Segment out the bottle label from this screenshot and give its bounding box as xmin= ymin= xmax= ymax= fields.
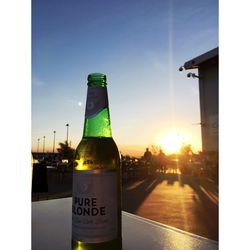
xmin=72 ymin=170 xmax=118 ymax=243
xmin=85 ymin=87 xmax=108 ymax=118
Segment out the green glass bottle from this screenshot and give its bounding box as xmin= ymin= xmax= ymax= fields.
xmin=72 ymin=73 xmax=122 ymax=250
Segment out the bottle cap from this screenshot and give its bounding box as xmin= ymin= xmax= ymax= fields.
xmin=87 ymin=73 xmax=107 ymax=86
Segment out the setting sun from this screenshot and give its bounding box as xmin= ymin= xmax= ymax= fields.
xmin=159 ymin=133 xmax=183 ymax=154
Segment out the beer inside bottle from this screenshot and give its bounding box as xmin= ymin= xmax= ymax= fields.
xmin=72 ymin=73 xmax=122 ymax=250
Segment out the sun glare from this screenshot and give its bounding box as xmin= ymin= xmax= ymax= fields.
xmin=160 ymin=133 xmax=183 ymax=154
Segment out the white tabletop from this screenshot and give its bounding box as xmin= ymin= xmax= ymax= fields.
xmin=32 ymin=198 xmax=218 ymax=250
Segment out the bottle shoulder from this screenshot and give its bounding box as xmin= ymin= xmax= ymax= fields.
xmin=76 ymin=137 xmax=118 ymax=149
xmin=74 ymin=137 xmax=120 ymax=170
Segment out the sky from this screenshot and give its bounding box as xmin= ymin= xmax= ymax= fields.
xmin=32 ymin=0 xmax=218 ymax=156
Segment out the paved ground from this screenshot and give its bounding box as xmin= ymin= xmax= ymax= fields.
xmin=122 ymin=169 xmax=218 ymax=241
xmin=32 ymin=167 xmax=218 ymax=241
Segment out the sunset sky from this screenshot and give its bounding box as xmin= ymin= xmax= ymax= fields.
xmin=32 ymin=0 xmax=218 ymax=156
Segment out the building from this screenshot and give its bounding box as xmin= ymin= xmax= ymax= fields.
xmin=183 ymin=47 xmax=218 ymax=152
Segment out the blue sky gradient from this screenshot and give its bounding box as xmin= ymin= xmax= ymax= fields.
xmin=32 ymin=0 xmax=218 ymax=155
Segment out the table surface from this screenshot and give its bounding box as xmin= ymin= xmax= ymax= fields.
xmin=32 ymin=198 xmax=218 ymax=250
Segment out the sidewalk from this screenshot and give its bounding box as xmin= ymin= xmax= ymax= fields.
xmin=122 ymin=170 xmax=218 ymax=241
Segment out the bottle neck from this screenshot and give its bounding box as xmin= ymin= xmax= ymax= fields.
xmin=83 ymin=85 xmax=112 ymax=138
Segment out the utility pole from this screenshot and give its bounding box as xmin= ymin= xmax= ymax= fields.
xmin=37 ymin=138 xmax=40 ymax=153
xmin=53 ymin=131 xmax=56 ymax=153
xmin=66 ymin=124 xmax=69 ymax=146
xmin=43 ymin=136 xmax=46 ymax=153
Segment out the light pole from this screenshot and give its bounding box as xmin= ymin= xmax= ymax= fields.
xmin=53 ymin=131 xmax=56 ymax=153
xmin=43 ymin=136 xmax=46 ymax=153
xmin=37 ymin=138 xmax=40 ymax=153
xmin=66 ymin=124 xmax=69 ymax=146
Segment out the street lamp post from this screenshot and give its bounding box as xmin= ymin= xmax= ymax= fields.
xmin=37 ymin=138 xmax=40 ymax=153
xmin=53 ymin=131 xmax=56 ymax=153
xmin=43 ymin=136 xmax=46 ymax=153
xmin=66 ymin=124 xmax=69 ymax=146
